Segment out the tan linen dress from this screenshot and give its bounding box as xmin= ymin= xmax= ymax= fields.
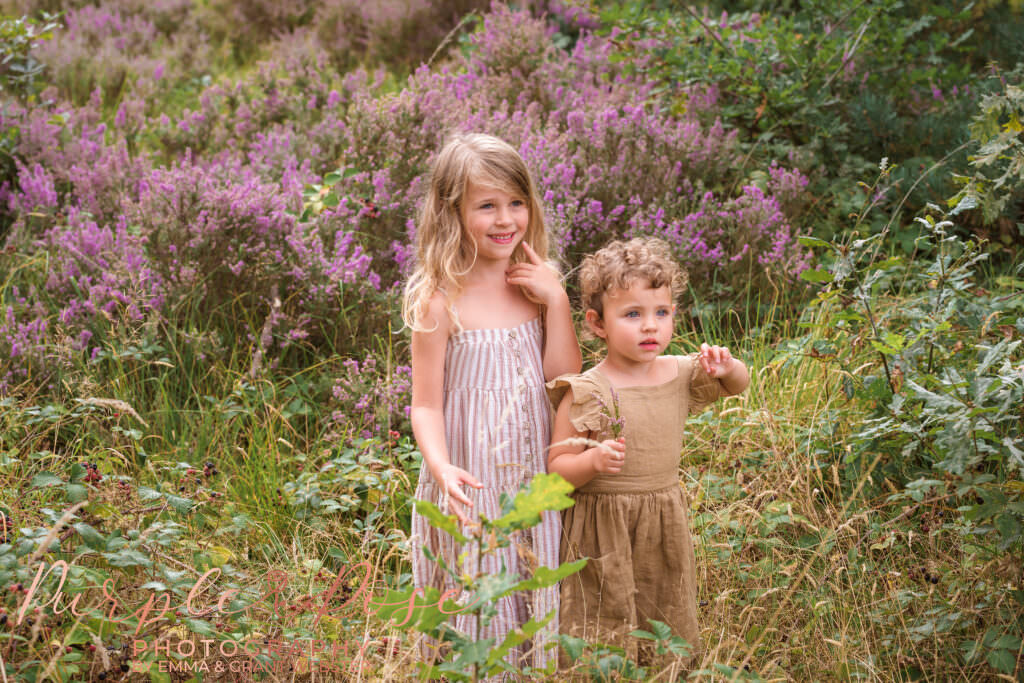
xmin=411 ymin=316 xmax=560 ymax=675
xmin=546 ymin=354 xmax=724 ymax=663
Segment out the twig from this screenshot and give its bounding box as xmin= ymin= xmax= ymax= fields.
xmin=426 ymin=13 xmax=477 ymax=68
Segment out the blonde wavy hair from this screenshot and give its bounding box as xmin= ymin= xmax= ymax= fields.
xmin=579 ymin=237 xmax=688 ymax=329
xmin=402 ymin=132 xmax=550 ymax=332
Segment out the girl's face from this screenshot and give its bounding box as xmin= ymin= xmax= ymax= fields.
xmin=460 ymin=181 xmax=529 ymax=264
xmin=587 ymin=282 xmax=675 ymax=366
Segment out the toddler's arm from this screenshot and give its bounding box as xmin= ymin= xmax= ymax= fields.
xmin=547 ymin=393 xmax=625 ymax=489
xmin=410 ymin=292 xmax=482 ymax=524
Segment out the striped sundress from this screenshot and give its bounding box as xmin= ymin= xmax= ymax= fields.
xmin=411 ymin=315 xmax=560 ymax=675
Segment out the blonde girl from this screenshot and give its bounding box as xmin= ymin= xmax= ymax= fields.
xmin=403 ymin=133 xmax=581 ymax=671
xmin=546 ymin=237 xmax=750 ymax=669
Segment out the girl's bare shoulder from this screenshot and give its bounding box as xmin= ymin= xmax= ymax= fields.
xmin=416 ymin=290 xmax=453 ymax=337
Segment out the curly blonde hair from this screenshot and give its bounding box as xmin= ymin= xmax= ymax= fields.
xmin=401 ymin=132 xmax=549 ymax=332
xmin=579 ymin=237 xmax=688 ymax=320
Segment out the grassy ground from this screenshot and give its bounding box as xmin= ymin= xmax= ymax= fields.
xmin=1 ymin=281 xmax=1020 ymax=681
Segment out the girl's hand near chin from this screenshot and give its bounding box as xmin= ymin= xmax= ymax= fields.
xmin=505 ymin=241 xmax=566 ymax=307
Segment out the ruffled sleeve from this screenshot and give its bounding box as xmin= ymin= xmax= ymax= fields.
xmin=545 ymin=373 xmax=607 ymax=434
xmin=684 ymin=353 xmax=726 ymax=416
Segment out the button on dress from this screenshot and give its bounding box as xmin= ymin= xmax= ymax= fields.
xmin=412 ymin=316 xmax=560 ymax=674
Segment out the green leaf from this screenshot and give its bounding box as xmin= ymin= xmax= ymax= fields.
xmin=485 ymin=612 xmax=555 ymax=668
xmin=414 ymin=500 xmax=468 ymax=543
xmin=439 ymin=639 xmax=493 ymax=671
xmin=882 ymin=332 xmax=905 ymax=350
xmin=493 ymin=473 xmax=575 ymax=530
xmin=65 ymin=483 xmax=88 ymax=504
xmin=995 ymin=514 xmax=1022 ymax=545
xmin=797 ymin=236 xmax=832 ymax=249
xmin=510 ymin=560 xmax=586 ymax=592
xmin=473 ymin=570 xmax=521 ymax=604
xmin=369 ymin=587 xmax=451 ymax=632
xmin=101 ymin=549 xmax=152 ymax=567
xmin=138 ymin=486 xmax=197 ymax=516
xmin=31 ymin=471 xmax=63 ymax=488
xmin=870 ymin=340 xmax=900 ymax=355
xmin=182 ymin=618 xmax=216 ymax=636
xmin=991 ymin=634 xmax=1022 ymax=650
xmin=323 ymin=172 xmax=342 ymax=185
xmin=799 ymin=268 xmax=833 ymax=283
xmin=73 ymin=523 xmax=105 ymax=551
xmin=558 ymin=635 xmax=586 ymax=661
xmin=986 ymin=648 xmax=1016 ymax=673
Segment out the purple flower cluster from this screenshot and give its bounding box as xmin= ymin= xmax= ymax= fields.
xmin=1 ymin=3 xmax=812 ymax=393
xmin=330 ymin=357 xmax=412 ymax=441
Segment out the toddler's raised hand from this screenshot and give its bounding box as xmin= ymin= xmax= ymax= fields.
xmin=506 ymin=242 xmax=566 ymax=306
xmin=437 ymin=463 xmax=483 ymax=526
xmin=699 ymin=342 xmax=737 ymax=378
xmin=590 ymin=437 xmax=626 ymax=475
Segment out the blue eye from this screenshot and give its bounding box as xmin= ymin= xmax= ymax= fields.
xmin=657 ymin=308 xmax=671 ymax=316
xmin=625 ymin=311 xmax=639 ymax=318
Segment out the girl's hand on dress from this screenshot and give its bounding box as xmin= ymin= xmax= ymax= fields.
xmin=437 ymin=463 xmax=483 ymax=526
xmin=506 ymin=242 xmax=566 ymax=307
xmin=699 ymin=342 xmax=737 ymax=378
xmin=590 ymin=437 xmax=626 ymax=475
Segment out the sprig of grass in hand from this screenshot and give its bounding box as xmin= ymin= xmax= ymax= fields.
xmin=592 ymin=388 xmax=625 ymax=439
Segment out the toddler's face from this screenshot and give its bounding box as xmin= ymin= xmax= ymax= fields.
xmin=588 ymin=282 xmax=675 ymax=364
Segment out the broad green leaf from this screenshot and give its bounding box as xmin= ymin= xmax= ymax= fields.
xmin=870 ymin=340 xmax=899 ymax=355
xmin=987 ymin=648 xmax=1016 ymax=673
xmin=414 ymin=500 xmax=468 ymax=543
xmin=797 ymin=236 xmax=832 ymax=249
xmin=65 ymin=483 xmax=88 ymax=504
xmin=991 ymin=634 xmax=1022 ymax=650
xmin=207 ymin=545 xmax=234 ymax=568
xmin=882 ymin=331 xmax=905 ymax=350
xmin=799 ymin=268 xmax=833 ymax=283
xmin=485 ymin=612 xmax=555 ymax=667
xmin=994 ymin=514 xmax=1021 ymax=545
xmin=493 ymin=473 xmax=574 ymax=530
xmin=31 ymin=471 xmax=63 ymax=488
xmin=473 ymin=570 xmax=521 ymax=604
xmin=510 ymin=560 xmax=586 ymax=592
xmin=182 ymin=617 xmax=216 ymax=636
xmin=101 ymin=549 xmax=152 ymax=567
xmin=438 ymin=639 xmax=493 ymax=671
xmin=369 ymin=586 xmax=451 ymax=632
xmin=73 ymin=523 xmax=105 ymax=551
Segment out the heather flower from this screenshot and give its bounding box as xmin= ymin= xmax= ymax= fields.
xmin=592 ymin=388 xmax=625 ymax=439
xmin=330 ymin=357 xmax=412 ymax=441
